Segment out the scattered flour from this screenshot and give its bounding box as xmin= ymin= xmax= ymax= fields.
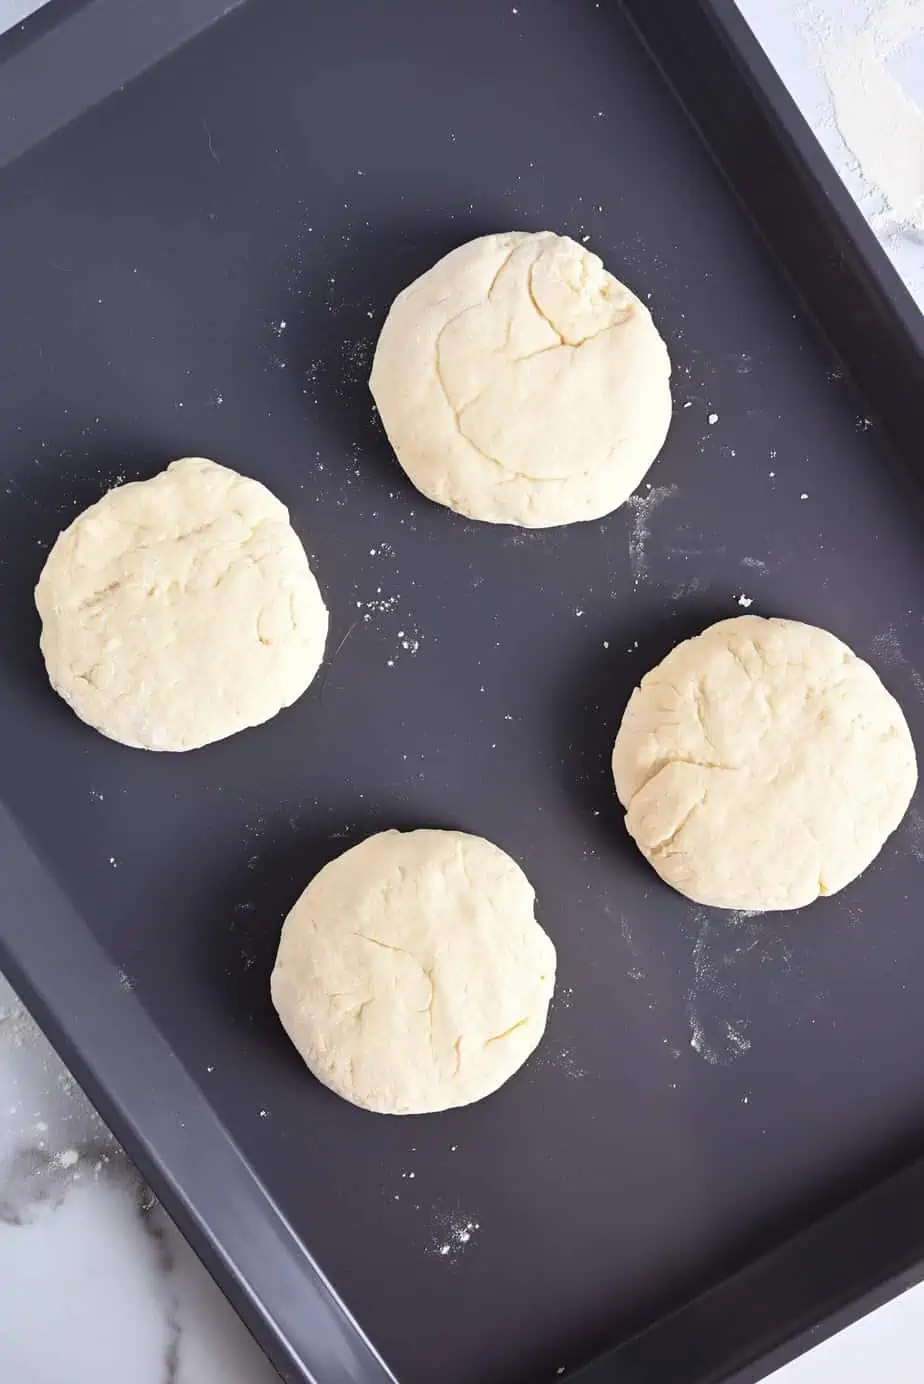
xmin=0 ymin=992 xmax=34 ymax=1049
xmin=0 ymin=979 xmax=117 ymax=1202
xmin=428 ymin=1210 xmax=480 ymax=1262
xmin=873 ymin=623 xmax=907 ymax=665
xmin=871 ymin=623 xmax=924 ymax=700
xmin=355 ymin=543 xmax=424 ymax=667
xmin=671 ymin=575 xmax=707 ymax=599
xmin=905 ymin=806 xmax=924 ymax=861
xmin=685 ymin=909 xmax=766 ymax=1066
xmin=626 ymin=484 xmax=678 ymax=588
xmin=620 ymin=914 xmax=642 ymax=959
xmin=551 ymin=1048 xmax=586 ymax=1079
xmin=341 ymin=336 xmax=372 ymax=386
xmin=532 ymin=1041 xmax=587 ymax=1080
xmin=806 ymin=0 xmax=924 ymax=236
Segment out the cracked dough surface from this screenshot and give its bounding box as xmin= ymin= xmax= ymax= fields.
xmin=369 ymin=231 xmax=672 ymax=527
xmin=612 ymin=616 xmax=917 ymax=911
xmin=270 ymin=829 xmax=556 ymax=1114
xmin=35 ymin=457 xmax=328 ymax=751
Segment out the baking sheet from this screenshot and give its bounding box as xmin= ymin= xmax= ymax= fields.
xmin=1 ymin=1 xmax=924 ymax=1381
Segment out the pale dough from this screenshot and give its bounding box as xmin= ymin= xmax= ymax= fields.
xmin=612 ymin=615 xmax=917 ymax=911
xmin=270 ymin=829 xmax=556 ymax=1114
xmin=35 ymin=457 xmax=328 ymax=751
xmin=369 ymin=231 xmax=672 ymax=527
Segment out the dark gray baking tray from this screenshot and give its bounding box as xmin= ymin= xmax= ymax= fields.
xmin=1 ymin=1 xmax=924 ymax=1382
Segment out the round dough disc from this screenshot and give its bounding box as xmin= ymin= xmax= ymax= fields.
xmin=271 ymin=828 xmax=557 ymax=1114
xmin=612 ymin=615 xmax=917 ymax=911
xmin=369 ymin=231 xmax=672 ymax=528
xmin=35 ymin=457 xmax=328 ymax=751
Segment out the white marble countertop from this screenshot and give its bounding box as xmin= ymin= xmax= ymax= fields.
xmin=0 ymin=974 xmax=278 ymax=1384
xmin=2 ymin=1 xmax=924 ymax=1382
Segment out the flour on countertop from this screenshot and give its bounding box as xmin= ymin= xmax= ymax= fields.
xmin=0 ymin=979 xmax=117 ymax=1206
xmin=0 ymin=987 xmax=278 ymax=1380
xmin=0 ymin=993 xmax=33 ymax=1049
xmin=805 ymin=0 xmax=924 ymax=234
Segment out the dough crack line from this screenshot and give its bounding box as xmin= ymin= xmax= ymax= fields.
xmin=432 ymin=348 xmax=571 ymax=486
xmin=647 ymin=791 xmax=709 ymax=859
xmin=430 ymin=247 xmax=620 ymax=487
xmin=484 ymin=1017 xmax=530 ymax=1047
xmin=352 ymin=933 xmax=436 ymax=1015
xmin=631 ymin=754 xmax=736 ymax=802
